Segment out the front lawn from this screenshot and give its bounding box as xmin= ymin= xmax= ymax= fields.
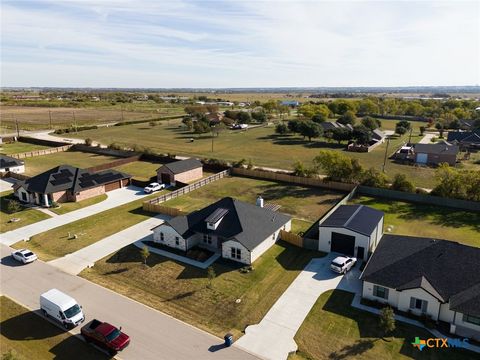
xmin=351 ymin=196 xmax=480 ymax=248
xmin=23 ymin=150 xmax=119 ymax=176
xmin=49 ymin=194 xmax=107 ymax=215
xmin=80 ymin=241 xmax=322 ymax=338
xmin=163 ymin=175 xmax=343 ymax=224
xmin=0 ymin=296 xmax=108 ymax=360
xmin=292 ymin=290 xmax=476 ymax=360
xmin=0 ymin=191 xmax=51 ymax=233
xmin=11 ymin=192 xmax=163 ymax=261
xmin=113 ymin=160 xmax=161 ymax=181
xmin=0 ymin=141 xmax=51 ymax=155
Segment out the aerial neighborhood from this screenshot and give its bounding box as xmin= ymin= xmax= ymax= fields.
xmin=1 ymin=2 xmax=480 ymax=360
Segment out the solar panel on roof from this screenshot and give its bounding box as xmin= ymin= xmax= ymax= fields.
xmin=60 ymin=169 xmax=74 ymax=176
xmin=205 ymin=208 xmax=229 ymax=223
xmin=50 ymin=178 xmax=71 ymax=186
xmin=79 ymin=180 xmax=95 ymax=188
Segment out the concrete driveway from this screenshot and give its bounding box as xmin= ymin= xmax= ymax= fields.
xmin=235 ymin=253 xmax=362 ymax=360
xmin=0 ymin=244 xmax=258 ymax=360
xmin=48 ymin=215 xmax=167 ymax=275
xmin=0 ymin=177 xmax=17 ymax=192
xmin=1 ymin=186 xmax=149 ymax=246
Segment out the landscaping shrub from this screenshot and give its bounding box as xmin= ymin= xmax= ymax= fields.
xmin=7 ymin=199 xmax=21 ymax=214
xmin=84 ymin=138 xmax=93 ymax=146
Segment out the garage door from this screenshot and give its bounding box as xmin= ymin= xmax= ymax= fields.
xmin=331 ymin=232 xmax=355 ymax=256
xmin=416 ymin=153 xmax=428 ymax=164
xmin=104 ymin=181 xmax=121 ymax=192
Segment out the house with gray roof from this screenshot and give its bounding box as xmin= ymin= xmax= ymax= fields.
xmin=447 ymin=129 xmax=480 ymax=149
xmin=0 ymin=154 xmax=25 ymax=174
xmin=151 ymin=197 xmax=291 ymax=265
xmin=360 ymin=234 xmax=480 ymax=341
xmin=413 ymin=142 xmax=459 ymax=166
xmin=318 ymin=205 xmax=384 ymax=261
xmin=13 ymin=165 xmax=131 ymax=207
xmin=156 ymin=158 xmax=203 ymax=185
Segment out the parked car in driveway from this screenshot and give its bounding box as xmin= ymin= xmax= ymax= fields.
xmin=144 ymin=182 xmax=165 ymax=194
xmin=81 ymin=319 xmax=130 ymax=355
xmin=330 ymin=256 xmax=357 ymax=274
xmin=11 ymin=249 xmax=37 ymax=264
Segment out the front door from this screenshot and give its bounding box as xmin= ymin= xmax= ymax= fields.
xmin=357 ymin=246 xmax=365 ymax=260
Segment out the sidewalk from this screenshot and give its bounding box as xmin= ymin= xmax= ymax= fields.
xmin=48 ymin=215 xmax=167 ymax=275
xmin=0 ymin=186 xmax=148 ymax=246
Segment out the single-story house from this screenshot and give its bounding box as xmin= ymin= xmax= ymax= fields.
xmin=360 ymin=234 xmax=480 ymax=341
xmin=13 ymin=165 xmax=131 ymax=207
xmin=372 ymin=129 xmax=386 ymax=143
xmin=280 ymin=100 xmax=300 ymax=108
xmin=151 ymin=197 xmax=291 ymax=265
xmin=0 ymin=155 xmax=25 ymax=173
xmin=156 ymin=158 xmax=203 ymax=186
xmin=447 ymin=130 xmax=480 ymax=149
xmin=413 ymin=142 xmax=459 ymax=166
xmin=318 ymin=205 xmax=384 ymax=261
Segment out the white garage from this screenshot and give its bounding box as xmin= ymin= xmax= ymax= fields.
xmin=318 ymin=205 xmax=384 ymax=261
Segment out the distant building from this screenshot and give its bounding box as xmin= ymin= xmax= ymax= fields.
xmin=413 ymin=142 xmax=459 ymax=166
xmin=280 ymin=100 xmax=300 ymax=108
xmin=0 ymin=155 xmax=25 ymax=174
xmin=156 ymin=158 xmax=203 ymax=186
xmin=447 ymin=130 xmax=480 ymax=149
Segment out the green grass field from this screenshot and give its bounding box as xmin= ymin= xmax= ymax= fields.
xmin=163 ymin=175 xmax=344 ymax=225
xmin=49 ymin=194 xmax=108 ymax=215
xmin=65 ymin=119 xmax=442 ymax=188
xmin=11 ymin=192 xmax=164 ymax=261
xmin=351 ymin=196 xmax=480 ymax=248
xmin=113 ymin=160 xmax=161 ymax=181
xmin=291 ymin=290 xmax=476 ymax=360
xmin=0 ymin=296 xmax=108 ymax=360
xmin=0 ymin=142 xmax=51 ymax=155
xmin=23 ymin=150 xmax=120 ymax=176
xmin=80 ymin=242 xmax=322 ymax=338
xmin=0 ymin=191 xmax=51 ymax=233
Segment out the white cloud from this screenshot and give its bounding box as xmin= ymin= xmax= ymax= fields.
xmin=1 ymin=0 xmax=479 ymax=87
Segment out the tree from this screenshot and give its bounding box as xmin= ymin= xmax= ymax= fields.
xmin=7 ymin=199 xmax=21 ymax=214
xmin=275 ymin=123 xmax=288 ymax=135
xmin=419 ymin=126 xmax=426 ymax=136
xmin=391 ymin=174 xmax=415 ymax=192
xmin=435 ymin=122 xmax=445 ymax=138
xmin=396 ymin=120 xmax=411 ymax=131
xmin=140 ymin=245 xmax=150 ymax=266
xmin=207 ymin=266 xmax=216 ymax=289
xmin=251 ymin=111 xmax=267 ymax=122
xmin=287 ymin=120 xmax=301 ymax=134
xmin=311 ymin=113 xmax=327 ymax=123
xmin=205 ymin=104 xmax=219 ymax=114
xmin=193 ymin=119 xmax=210 ymax=135
xmin=361 ymin=168 xmax=389 ymax=188
xmin=313 ymin=150 xmax=364 ymax=183
xmin=298 ymin=121 xmax=322 ymax=141
xmin=332 ymin=127 xmax=353 ymax=144
xmin=379 ymin=307 xmax=396 ymax=339
xmin=337 ymin=110 xmax=357 ymax=125
xmin=352 ymin=125 xmax=372 ymax=145
xmin=292 ymin=161 xmax=316 ymax=177
xmin=237 ymin=111 xmax=252 ymax=124
xmin=361 ymin=116 xmax=381 ymax=131
xmin=431 ymin=164 xmax=480 ymax=201
xmin=182 ymin=117 xmax=193 ymax=130
xmin=184 ymin=105 xmax=207 ymax=117
xmin=395 ymin=125 xmax=407 ymax=135
xmin=84 ymin=138 xmax=93 ymax=146
xmin=358 ymin=99 xmax=379 ymax=115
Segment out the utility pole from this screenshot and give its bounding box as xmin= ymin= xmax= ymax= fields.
xmin=72 ymin=110 xmax=78 ymax=134
xmin=121 ymin=106 xmax=125 ymax=123
xmin=48 ymin=110 xmax=53 ymax=129
xmin=14 ymin=116 xmax=20 ymax=138
xmin=408 ymin=127 xmax=413 ymax=144
xmin=382 ymin=137 xmax=390 ymax=173
xmin=211 ymin=128 xmax=215 ymax=152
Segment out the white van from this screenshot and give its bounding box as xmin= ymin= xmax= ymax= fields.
xmin=40 ymin=289 xmax=85 ymax=329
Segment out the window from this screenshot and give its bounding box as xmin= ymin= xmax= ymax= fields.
xmin=160 ymin=232 xmax=164 ymax=241
xmin=231 ymin=247 xmax=241 ymax=260
xmin=272 ymin=233 xmax=276 ymax=240
xmin=463 ymin=314 xmax=480 ymax=326
xmin=410 ymin=297 xmax=428 ymax=312
xmin=373 ymin=285 xmax=389 ymax=299
xmin=203 ymin=234 xmax=212 ymax=244
xmin=175 ymin=237 xmax=179 ymax=246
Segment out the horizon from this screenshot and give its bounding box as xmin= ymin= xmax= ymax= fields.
xmin=2 ymin=0 xmax=479 ymax=88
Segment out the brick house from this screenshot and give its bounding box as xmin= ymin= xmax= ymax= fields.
xmin=413 ymin=143 xmax=459 ymax=166
xmin=13 ymin=165 xmax=131 ymax=207
xmin=156 ymin=158 xmax=203 ymax=185
xmin=151 ymin=197 xmax=291 ymax=265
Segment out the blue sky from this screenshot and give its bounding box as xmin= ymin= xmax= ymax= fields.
xmin=1 ymin=0 xmax=479 ymax=88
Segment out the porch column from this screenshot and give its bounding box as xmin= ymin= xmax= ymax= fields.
xmin=43 ymin=194 xmax=49 ymax=207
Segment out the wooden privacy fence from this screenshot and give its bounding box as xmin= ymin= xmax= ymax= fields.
xmin=280 ymin=230 xmax=303 ymax=248
xmin=231 ymin=167 xmax=355 ymax=192
xmin=10 ymin=145 xmax=73 ymax=159
xmin=143 ymin=204 xmax=187 ymax=217
xmin=85 ymin=155 xmax=141 ymax=173
xmin=143 ymin=170 xmax=230 ymax=212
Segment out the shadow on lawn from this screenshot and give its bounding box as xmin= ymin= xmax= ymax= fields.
xmin=275 ymin=241 xmax=321 ymax=271
xmin=328 ymin=339 xmax=376 ymax=360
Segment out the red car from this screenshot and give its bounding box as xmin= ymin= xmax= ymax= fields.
xmin=81 ymin=319 xmax=130 ymax=355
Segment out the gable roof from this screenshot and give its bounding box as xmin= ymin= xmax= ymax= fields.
xmin=0 ymin=155 xmax=24 ymax=169
xmin=16 ymin=165 xmax=131 ymax=194
xmin=156 ymin=197 xmax=291 ymax=251
xmin=157 ymin=158 xmax=202 ymax=174
xmin=414 ymin=143 xmax=459 ymax=155
xmin=361 ymin=234 xmax=480 ymax=316
xmin=447 ymin=130 xmax=480 ymax=145
xmin=320 ymin=205 xmax=384 ymax=236
xmin=372 ymin=129 xmax=385 ymax=141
